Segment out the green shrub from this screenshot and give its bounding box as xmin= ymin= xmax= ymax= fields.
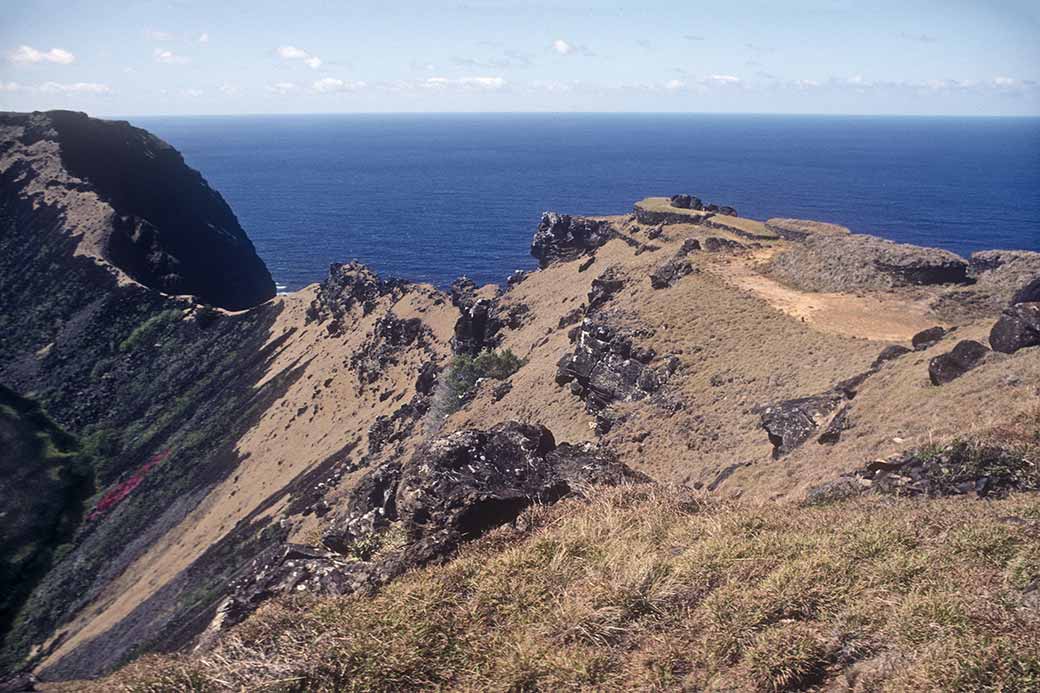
xmin=443 ymin=349 xmax=524 ymax=411
xmin=119 ymin=309 xmax=183 ymax=353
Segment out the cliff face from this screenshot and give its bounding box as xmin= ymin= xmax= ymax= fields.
xmin=0 ymin=110 xmax=274 ymax=311
xmin=2 ymin=115 xmax=1039 ymax=686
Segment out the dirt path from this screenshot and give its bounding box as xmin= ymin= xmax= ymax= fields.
xmin=712 ymin=253 xmax=941 ymax=342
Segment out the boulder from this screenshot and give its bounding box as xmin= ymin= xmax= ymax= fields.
xmin=757 ymin=392 xmax=845 ymax=459
xmin=669 ymin=194 xmax=703 ymax=210
xmin=702 ymin=237 xmax=745 ymax=253
xmin=227 ymin=423 xmax=654 ymax=637
xmin=911 ymin=326 xmax=947 ymax=351
xmin=679 ymin=238 xmax=702 ymax=253
xmin=872 ymin=344 xmax=912 ymax=367
xmin=704 ymin=203 xmax=738 ymax=216
xmin=588 ymin=267 xmax=625 ymax=309
xmin=928 ymin=339 xmax=989 ymax=385
xmin=649 ymin=246 xmax=698 ymax=289
xmin=556 ymin=320 xmax=674 ymax=413
xmin=1012 ymin=277 xmax=1040 ymax=305
xmin=530 ymin=212 xmax=614 ymax=268
xmin=989 ymin=302 xmax=1040 ymax=354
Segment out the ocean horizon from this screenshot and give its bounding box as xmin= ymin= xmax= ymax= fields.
xmin=135 ymin=113 xmax=1040 ymax=291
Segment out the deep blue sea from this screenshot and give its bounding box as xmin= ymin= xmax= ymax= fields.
xmin=134 ymin=114 xmax=1040 ymax=292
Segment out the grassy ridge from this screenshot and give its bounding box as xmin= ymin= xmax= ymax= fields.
xmin=100 ymin=485 xmax=1040 ymax=692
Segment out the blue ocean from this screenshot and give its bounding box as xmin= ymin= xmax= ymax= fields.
xmin=135 ymin=114 xmax=1040 ymax=292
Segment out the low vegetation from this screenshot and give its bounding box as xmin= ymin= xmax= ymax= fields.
xmin=443 ymin=348 xmax=524 ymax=412
xmin=119 ymin=308 xmax=183 ymax=353
xmin=0 ymin=386 xmax=95 ymax=669
xmin=99 ymin=484 xmax=1040 ymax=692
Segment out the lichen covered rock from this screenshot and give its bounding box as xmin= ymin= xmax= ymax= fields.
xmin=989 ymin=302 xmax=1040 ymax=354
xmin=530 ymin=212 xmax=614 ymax=268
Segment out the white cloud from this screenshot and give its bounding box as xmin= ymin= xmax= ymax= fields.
xmin=219 ymin=83 xmax=239 ymax=95
xmin=0 ymin=81 xmax=22 ymax=92
xmin=181 ymin=88 xmax=204 ymax=97
xmin=664 ymin=79 xmax=685 ymax=90
xmin=793 ymin=79 xmax=820 ymax=89
xmin=145 ymin=29 xmax=174 ymax=41
xmin=277 ymin=45 xmax=322 ymax=69
xmin=267 ymin=81 xmax=297 ymax=94
xmin=154 ymin=48 xmax=190 ymax=64
xmin=38 ymin=81 xmax=112 ymax=94
xmin=530 ymin=79 xmax=575 ymax=92
xmin=425 ymin=76 xmax=505 ymax=90
xmin=552 ymin=39 xmax=574 ymax=55
xmin=461 ymin=76 xmax=504 ymax=89
xmin=197 ymin=32 xmax=210 ymax=44
xmin=705 ymin=74 xmax=741 ymax=85
xmin=313 ymin=77 xmax=367 ymax=93
xmin=993 ymin=76 xmax=1020 ymax=88
xmin=277 ymin=46 xmax=307 ymax=59
xmin=9 ymin=45 xmax=75 ymax=65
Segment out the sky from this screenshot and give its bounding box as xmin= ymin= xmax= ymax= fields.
xmin=1 ymin=0 xmax=1038 ymax=117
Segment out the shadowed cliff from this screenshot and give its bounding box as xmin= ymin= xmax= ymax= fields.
xmin=1 ymin=110 xmax=274 ymax=311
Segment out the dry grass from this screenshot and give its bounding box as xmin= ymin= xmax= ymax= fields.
xmin=95 ymin=485 xmax=1040 ymax=692
xmin=634 ymin=197 xmax=712 ymax=219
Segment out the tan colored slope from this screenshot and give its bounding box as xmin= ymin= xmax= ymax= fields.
xmin=39 ymin=283 xmax=458 ymax=671
xmin=449 ymin=214 xmax=1040 ymax=499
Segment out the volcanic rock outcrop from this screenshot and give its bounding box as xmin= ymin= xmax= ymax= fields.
xmin=201 ymin=422 xmax=648 ymax=626
xmin=556 ymin=320 xmax=678 ymax=416
xmin=530 ymin=211 xmax=614 ymax=268
xmin=449 ymin=276 xmax=504 ymax=355
xmin=307 ymin=261 xmax=409 ymax=329
xmin=808 ymin=438 xmax=1040 ymax=504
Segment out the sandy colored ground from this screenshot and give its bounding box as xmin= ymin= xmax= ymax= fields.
xmin=40 ymin=283 xmax=458 ymax=671
xmin=716 ymin=248 xmax=943 ymax=341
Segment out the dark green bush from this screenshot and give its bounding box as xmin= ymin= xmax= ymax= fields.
xmin=444 ymin=349 xmax=524 ymax=411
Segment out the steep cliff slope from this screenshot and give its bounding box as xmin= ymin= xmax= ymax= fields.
xmin=0 ymin=110 xmax=274 ymax=313
xmin=1 ymin=115 xmax=1039 ymax=687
